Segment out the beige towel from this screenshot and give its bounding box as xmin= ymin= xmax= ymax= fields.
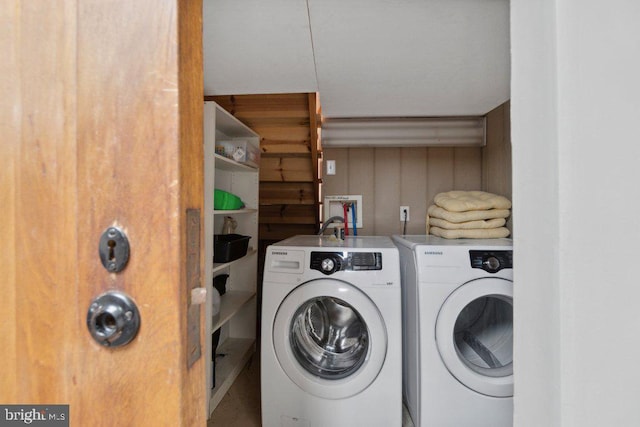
xmin=429 ymin=226 xmax=511 ymax=239
xmin=429 ymin=217 xmax=506 ymax=230
xmin=427 ymin=204 xmax=511 ymax=223
xmin=435 ymin=191 xmax=512 ymax=212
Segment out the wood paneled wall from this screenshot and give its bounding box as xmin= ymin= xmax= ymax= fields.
xmin=483 ymin=101 xmax=512 ymax=200
xmin=211 ymin=95 xmax=512 ymax=239
xmin=483 ymin=101 xmax=512 ymax=232
xmin=323 ymin=147 xmax=483 ymax=236
xmin=209 ymin=93 xmax=321 ymax=241
xmin=323 ymin=101 xmax=512 ymax=236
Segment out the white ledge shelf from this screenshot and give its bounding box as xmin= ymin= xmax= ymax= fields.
xmin=212 ymin=248 xmax=257 ymax=274
xmin=213 ymin=208 xmax=258 ymax=215
xmin=212 ymin=290 xmax=257 ymax=331
xmin=214 ymin=153 xmax=258 ymax=172
xmin=209 ymin=337 xmax=256 ymax=416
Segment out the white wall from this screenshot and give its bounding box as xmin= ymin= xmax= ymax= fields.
xmin=511 ymin=0 xmax=561 ymax=425
xmin=512 ymin=1 xmax=640 ymax=426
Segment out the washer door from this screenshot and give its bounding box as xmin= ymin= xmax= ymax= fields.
xmin=273 ymin=279 xmax=387 ymax=399
xmin=435 ymin=277 xmax=513 ymax=397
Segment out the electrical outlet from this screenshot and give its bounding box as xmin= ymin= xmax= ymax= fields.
xmin=326 ymin=160 xmax=336 ymax=175
xmin=400 ymin=206 xmax=410 ymax=222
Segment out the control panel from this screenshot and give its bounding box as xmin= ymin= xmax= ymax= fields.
xmin=310 ymin=251 xmax=383 ymax=275
xmin=469 ymin=250 xmax=513 ymax=273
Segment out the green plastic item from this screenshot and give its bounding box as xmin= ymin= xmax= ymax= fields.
xmin=214 ymin=189 xmax=244 ymax=210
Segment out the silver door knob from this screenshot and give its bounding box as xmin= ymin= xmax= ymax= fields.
xmin=87 ymin=291 xmax=140 ymax=347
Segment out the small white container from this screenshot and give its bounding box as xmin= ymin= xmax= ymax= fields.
xmin=216 ymin=139 xmax=260 ymax=168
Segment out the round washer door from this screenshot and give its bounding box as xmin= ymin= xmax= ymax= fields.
xmin=273 ymin=278 xmax=387 ymax=399
xmin=435 ymin=277 xmax=513 ymax=397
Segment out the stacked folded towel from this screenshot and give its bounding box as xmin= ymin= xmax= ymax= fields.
xmin=427 ymin=191 xmax=511 ymax=239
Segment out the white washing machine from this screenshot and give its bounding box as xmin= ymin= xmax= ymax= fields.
xmin=392 ymin=235 xmax=513 ymax=427
xmin=261 ymin=235 xmax=402 ymax=427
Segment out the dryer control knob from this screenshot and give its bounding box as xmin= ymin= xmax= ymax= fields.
xmin=321 ymin=257 xmax=337 ymax=274
xmin=483 ymin=256 xmax=501 ymax=271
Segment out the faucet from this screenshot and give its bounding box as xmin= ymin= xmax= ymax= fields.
xmin=318 ymin=216 xmax=345 ymax=235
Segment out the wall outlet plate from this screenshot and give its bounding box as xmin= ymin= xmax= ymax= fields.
xmin=400 ymin=206 xmax=410 ymax=221
xmin=326 ymin=160 xmax=336 ymax=175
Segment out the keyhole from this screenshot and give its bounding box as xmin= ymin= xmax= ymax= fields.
xmin=108 ymin=239 xmax=116 ymax=261
xmin=99 ymin=227 xmax=129 ymax=273
xmin=95 ymin=311 xmax=118 ymax=337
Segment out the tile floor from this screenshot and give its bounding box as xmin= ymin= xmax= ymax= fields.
xmin=207 ymin=354 xmax=261 ymax=427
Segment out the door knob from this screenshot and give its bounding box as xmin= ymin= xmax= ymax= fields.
xmin=87 ymin=291 xmax=140 ymax=347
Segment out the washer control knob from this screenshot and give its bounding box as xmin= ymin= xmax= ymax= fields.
xmin=321 ymin=258 xmax=336 ymax=274
xmin=483 ymin=256 xmax=501 ymax=271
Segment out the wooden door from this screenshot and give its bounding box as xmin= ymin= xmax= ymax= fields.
xmin=0 ymin=1 xmax=205 ymax=425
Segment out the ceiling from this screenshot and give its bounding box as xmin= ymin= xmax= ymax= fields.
xmin=203 ymin=0 xmax=510 ymax=119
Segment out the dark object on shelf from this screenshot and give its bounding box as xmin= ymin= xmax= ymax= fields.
xmin=213 ymin=274 xmax=229 ymax=295
xmin=212 ymin=328 xmax=221 ymax=388
xmin=214 ymin=234 xmax=251 ymax=263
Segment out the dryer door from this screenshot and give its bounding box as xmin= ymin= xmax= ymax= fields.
xmin=273 ymin=278 xmax=387 ymax=399
xmin=435 ymin=277 xmax=513 ymax=397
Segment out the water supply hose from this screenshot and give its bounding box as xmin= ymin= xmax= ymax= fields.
xmin=343 ymin=203 xmax=349 ymax=236
xmin=351 ymin=203 xmax=357 ymax=236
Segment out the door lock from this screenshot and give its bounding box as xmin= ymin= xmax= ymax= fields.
xmin=87 ymin=291 xmax=140 ymax=347
xmin=99 ymin=226 xmax=130 ymax=273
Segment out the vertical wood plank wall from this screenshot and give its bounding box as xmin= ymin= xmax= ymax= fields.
xmin=483 ymin=101 xmax=512 ymax=232
xmin=323 ymin=147 xmax=483 ymax=235
xmin=323 ymin=101 xmax=511 ymax=236
xmin=483 ymin=102 xmax=512 ymax=203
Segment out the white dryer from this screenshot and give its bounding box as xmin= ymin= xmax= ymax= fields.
xmin=392 ymin=235 xmax=513 ymax=427
xmin=261 ymin=235 xmax=402 ymax=427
